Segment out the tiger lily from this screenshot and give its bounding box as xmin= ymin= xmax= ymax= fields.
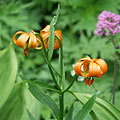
xmin=40 ymin=25 xmax=63 ymax=49
xmin=12 ymin=31 xmax=42 ymax=56
xmin=74 ymin=56 xmax=108 ymax=86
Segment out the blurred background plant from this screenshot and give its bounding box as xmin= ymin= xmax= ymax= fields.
xmin=0 ymin=0 xmax=120 ymax=120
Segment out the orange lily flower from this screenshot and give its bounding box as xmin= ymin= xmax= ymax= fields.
xmin=12 ymin=31 xmax=42 ymax=56
xmin=74 ymin=56 xmax=108 ymax=86
xmin=40 ymin=25 xmax=63 ymax=49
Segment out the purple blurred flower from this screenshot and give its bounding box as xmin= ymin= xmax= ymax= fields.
xmin=94 ymin=11 xmax=120 ymax=36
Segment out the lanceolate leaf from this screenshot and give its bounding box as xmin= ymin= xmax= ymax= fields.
xmin=0 ymin=83 xmax=26 ymax=120
xmin=71 ymin=92 xmax=120 ymax=120
xmin=28 ymin=80 xmax=59 ymax=93
xmin=28 ymin=82 xmax=60 ymax=120
xmin=48 ymin=4 xmax=60 ymax=61
xmin=0 ymin=44 xmax=17 ymax=109
xmin=48 ymin=23 xmax=54 ymax=61
xmin=73 ymin=94 xmax=96 ymax=120
xmin=52 ymin=4 xmax=60 ymax=25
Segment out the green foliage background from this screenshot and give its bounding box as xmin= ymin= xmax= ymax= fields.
xmin=0 ymin=0 xmax=120 ymax=120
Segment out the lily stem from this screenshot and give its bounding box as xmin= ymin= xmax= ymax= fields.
xmin=55 ymin=35 xmax=63 ymax=90
xmin=59 ymin=92 xmax=64 ymax=120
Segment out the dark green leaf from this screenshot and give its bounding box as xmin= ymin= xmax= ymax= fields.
xmin=28 ymin=82 xmax=60 ymax=119
xmin=73 ymin=94 xmax=96 ymax=120
xmin=0 ymin=44 xmax=17 ymax=109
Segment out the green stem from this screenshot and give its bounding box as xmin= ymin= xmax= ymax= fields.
xmin=55 ymin=35 xmax=64 ymax=119
xmin=34 ymin=32 xmax=60 ymax=90
xmin=55 ymin=35 xmax=64 ymax=90
xmin=63 ymin=74 xmax=77 ymax=93
xmin=59 ymin=92 xmax=64 ymax=120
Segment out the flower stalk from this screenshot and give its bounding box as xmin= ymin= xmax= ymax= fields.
xmin=36 ymin=32 xmax=65 ymax=119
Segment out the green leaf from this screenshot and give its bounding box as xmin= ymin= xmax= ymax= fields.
xmin=65 ymin=104 xmax=74 ymax=120
xmin=48 ymin=4 xmax=60 ymax=61
xmin=71 ymin=92 xmax=120 ymax=120
xmin=48 ymin=19 xmax=55 ymax=61
xmin=28 ymin=82 xmax=60 ymax=119
xmin=27 ymin=109 xmax=36 ymax=120
xmin=73 ymin=94 xmax=96 ymax=120
xmin=0 ymin=83 xmax=26 ymax=120
xmin=52 ymin=4 xmax=60 ymax=25
xmin=28 ymin=80 xmax=60 ymax=93
xmin=0 ymin=44 xmax=17 ymax=109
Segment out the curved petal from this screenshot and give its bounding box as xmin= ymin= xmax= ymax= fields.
xmin=78 ymin=57 xmax=93 ymax=62
xmin=54 ymin=38 xmax=61 ymax=49
xmin=74 ymin=61 xmax=84 ymax=76
xmin=94 ymin=59 xmax=108 ymax=76
xmin=54 ymin=30 xmax=63 ymax=49
xmin=12 ymin=31 xmax=24 ymax=44
xmin=54 ymin=30 xmax=63 ymax=40
xmin=28 ymin=33 xmax=37 ymax=48
xmin=35 ymin=36 xmax=43 ymax=50
xmin=88 ymin=62 xmax=101 ymax=77
xmin=40 ymin=25 xmax=50 ymax=33
xmin=80 ymin=63 xmax=89 ymax=77
xmin=83 ymin=61 xmax=89 ymax=71
xmin=40 ymin=32 xmax=50 ymax=41
xmin=92 ymin=58 xmax=98 ymax=62
xmin=16 ymin=33 xmax=30 ymax=48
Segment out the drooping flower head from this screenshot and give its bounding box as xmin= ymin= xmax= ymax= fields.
xmin=94 ymin=11 xmax=120 ymax=36
xmin=40 ymin=25 xmax=63 ymax=49
xmin=13 ymin=31 xmax=42 ymax=56
xmin=74 ymin=56 xmax=108 ymax=86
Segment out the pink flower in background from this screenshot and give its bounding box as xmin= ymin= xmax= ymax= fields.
xmin=94 ymin=11 xmax=120 ymax=36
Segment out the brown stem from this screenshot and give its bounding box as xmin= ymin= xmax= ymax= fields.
xmin=112 ymin=51 xmax=118 ymax=104
xmin=110 ymin=37 xmax=118 ymax=104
